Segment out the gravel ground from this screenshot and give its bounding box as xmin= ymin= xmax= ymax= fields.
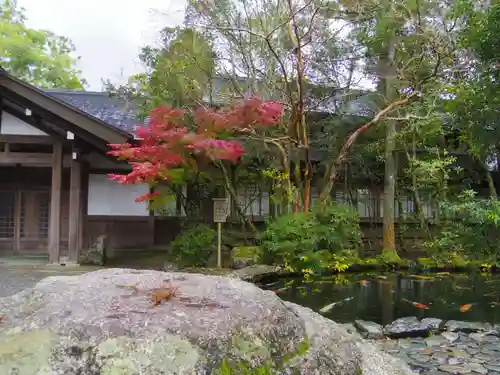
xmin=0 ymin=265 xmax=98 ymax=298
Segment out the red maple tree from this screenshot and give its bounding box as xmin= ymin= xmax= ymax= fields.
xmin=107 ymin=97 xmax=284 ymax=202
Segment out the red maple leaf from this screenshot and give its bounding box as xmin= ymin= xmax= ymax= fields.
xmin=107 ymin=97 xmax=284 ymax=203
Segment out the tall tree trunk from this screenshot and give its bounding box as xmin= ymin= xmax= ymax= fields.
xmin=381 ymin=17 xmax=399 ymax=258
xmin=476 ymin=157 xmax=498 ymax=199
xmin=383 ymin=118 xmax=397 ymax=254
xmin=486 ymin=170 xmax=497 ymax=200
xmin=287 ymin=0 xmax=310 ymax=214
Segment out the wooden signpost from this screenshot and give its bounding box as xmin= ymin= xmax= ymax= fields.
xmin=213 ymin=198 xmax=230 ymax=268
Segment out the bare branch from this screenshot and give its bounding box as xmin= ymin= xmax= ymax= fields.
xmin=266 ymin=0 xmax=315 ymax=39
xmin=385 ymin=115 xmax=432 ymax=121
xmin=319 ymin=90 xmax=420 ymax=201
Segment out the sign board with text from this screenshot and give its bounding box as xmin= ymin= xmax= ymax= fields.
xmin=213 ymin=198 xmax=230 ymax=223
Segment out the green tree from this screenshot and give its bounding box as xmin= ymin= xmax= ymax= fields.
xmin=187 ymin=0 xmax=385 ymax=214
xmin=445 ymin=2 xmax=500 ymax=199
xmin=105 ymin=27 xmax=216 ymax=119
xmin=344 ymin=0 xmax=475 ymax=255
xmin=0 ymin=0 xmax=86 ymax=89
xmin=103 ymin=26 xmax=220 ymax=224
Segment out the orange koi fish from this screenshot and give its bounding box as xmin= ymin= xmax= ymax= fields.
xmin=459 ymin=304 xmax=473 ymax=312
xmin=402 ymin=298 xmax=430 ymax=310
xmin=377 ymin=279 xmax=391 ymax=285
xmin=273 ymin=287 xmax=289 ymax=294
xmin=360 ymin=280 xmax=369 ymax=287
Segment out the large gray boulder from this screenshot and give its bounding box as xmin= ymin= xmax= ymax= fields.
xmin=0 ymin=268 xmax=414 ymax=375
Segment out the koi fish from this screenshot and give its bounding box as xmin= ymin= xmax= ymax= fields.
xmin=436 ymin=272 xmax=451 ymax=276
xmin=377 ymin=279 xmax=391 ymax=285
xmin=413 ymin=275 xmax=435 ymax=280
xmin=402 ymin=298 xmax=430 ymax=310
xmin=459 ymin=303 xmax=473 ymax=312
xmin=490 ymin=302 xmax=500 ymax=307
xmin=319 ymin=297 xmax=354 ymax=314
xmin=273 ymin=287 xmax=289 ymax=294
xmin=360 ymin=280 xmax=369 ymax=287
xmin=263 ymin=281 xmax=280 ymax=288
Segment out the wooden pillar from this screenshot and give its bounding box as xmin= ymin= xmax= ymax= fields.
xmin=13 ymin=190 xmax=21 ymax=254
xmin=148 ymin=186 xmax=156 ymax=247
xmin=68 ymin=156 xmax=82 ymax=263
xmin=48 ymin=141 xmax=63 ymax=263
xmin=79 ymin=162 xmax=89 ymax=251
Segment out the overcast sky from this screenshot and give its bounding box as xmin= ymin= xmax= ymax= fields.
xmin=17 ymin=0 xmax=187 ymax=91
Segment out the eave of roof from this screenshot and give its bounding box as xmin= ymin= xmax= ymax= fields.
xmin=0 ymin=67 xmax=133 ymax=145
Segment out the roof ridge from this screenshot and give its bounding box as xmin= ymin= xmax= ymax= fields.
xmin=44 ymin=89 xmax=111 ymax=96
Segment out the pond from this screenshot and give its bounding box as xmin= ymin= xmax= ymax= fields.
xmin=259 ymin=272 xmax=500 ymax=326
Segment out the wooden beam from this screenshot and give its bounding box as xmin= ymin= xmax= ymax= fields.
xmin=0 ymin=97 xmax=3 ymax=133
xmin=3 ymin=100 xmax=128 ymax=165
xmin=0 ymin=152 xmax=51 ymax=165
xmin=4 ymin=102 xmax=125 ymax=164
xmin=0 ymin=89 xmax=107 ymax=148
xmin=0 ymin=83 xmax=130 ymax=145
xmin=148 ymin=185 xmax=156 ymax=247
xmin=0 ymin=152 xmax=71 ymax=166
xmin=68 ymin=155 xmax=82 ymax=263
xmin=48 ymin=141 xmax=63 ymax=263
xmin=2 ymin=105 xmax=66 ymax=141
xmin=0 ymin=135 xmax=53 ymax=144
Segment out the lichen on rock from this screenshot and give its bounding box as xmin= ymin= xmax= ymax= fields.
xmin=0 ymin=330 xmax=54 ymax=375
xmin=0 ymin=268 xmax=414 ymax=374
xmin=96 ymin=335 xmax=199 ymax=375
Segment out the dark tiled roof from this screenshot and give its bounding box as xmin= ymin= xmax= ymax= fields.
xmin=44 ymin=90 xmax=139 ymax=134
xmin=42 ymin=87 xmax=378 ymax=137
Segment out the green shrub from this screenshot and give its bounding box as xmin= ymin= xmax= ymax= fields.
xmin=258 ymin=200 xmax=361 ymax=272
xmin=417 ymin=253 xmax=469 ymax=269
xmin=214 ymin=339 xmax=309 ymax=375
xmin=169 ymin=224 xmax=216 ymax=267
xmin=312 ymin=200 xmax=362 ymax=251
xmin=424 ymin=190 xmax=500 ymax=262
xmin=258 ymin=211 xmax=317 ymax=266
xmin=232 ymin=246 xmax=261 ymax=264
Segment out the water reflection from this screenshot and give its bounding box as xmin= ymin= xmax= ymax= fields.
xmin=262 ymin=273 xmax=500 ymax=325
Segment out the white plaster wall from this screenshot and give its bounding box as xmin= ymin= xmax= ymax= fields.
xmin=87 ymin=174 xmax=149 ymax=216
xmin=0 ymin=111 xmax=48 ymax=136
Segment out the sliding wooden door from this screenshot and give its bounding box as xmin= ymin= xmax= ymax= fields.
xmin=0 ymin=190 xmax=15 ymax=252
xmin=17 ymin=190 xmax=50 ymax=253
